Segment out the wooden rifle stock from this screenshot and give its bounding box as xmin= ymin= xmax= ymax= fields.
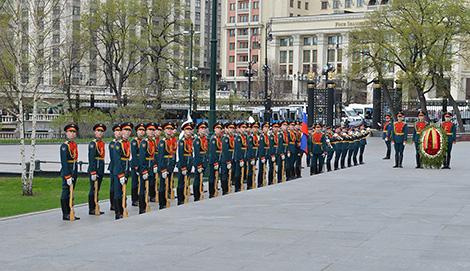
xmin=170 ymin=173 xmax=175 ymax=199
xmin=155 ymin=174 xmax=159 ymax=202
xmin=282 ymin=160 xmax=286 ymax=183
xmin=240 ymin=164 xmax=245 ymax=191
xmin=69 ymin=184 xmax=76 ymax=221
xmin=199 ymin=171 xmax=204 ymax=200
xmin=122 ymin=183 xmax=128 ymax=218
xmin=94 ymin=181 xmax=100 ymax=215
xmin=214 ymin=169 xmax=219 ymax=197
xmin=184 ymin=175 xmax=189 ymax=204
xmin=165 ymin=176 xmax=170 ymax=208
xmin=252 ymin=164 xmax=256 ymax=188
xmin=228 ymin=168 xmax=232 ymax=194
xmin=145 ymin=179 xmax=150 ymax=213
xmin=263 ymin=163 xmax=266 ymax=187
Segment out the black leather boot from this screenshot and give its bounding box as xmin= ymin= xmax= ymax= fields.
xmin=353 ymin=156 xmax=358 ymax=166
xmin=334 ymin=160 xmax=339 ymax=170
xmin=149 ymin=184 xmax=156 ymax=202
xmin=359 ymin=155 xmax=364 ymax=164
xmin=158 ymin=191 xmax=166 ymax=209
xmin=327 ymin=162 xmax=332 ymax=172
xmin=61 ymin=198 xmax=70 ymax=220
xmin=110 ymin=192 xmax=115 ymax=211
xmin=341 ymin=159 xmax=346 ymax=169
xmin=393 ymin=154 xmax=399 ymax=168
xmin=177 ymin=188 xmax=185 ymax=205
xmin=399 ymin=154 xmax=404 ymax=168
xmin=88 ymin=195 xmax=95 ymax=215
xmin=131 ymin=188 xmax=138 ymax=206
xmin=114 ymin=199 xmax=122 ymax=220
xmin=383 ymin=149 xmax=391 ymax=159
xmin=193 ymin=184 xmax=200 ymax=201
xmin=415 ymin=154 xmax=420 ymax=168
xmin=296 ymin=167 xmax=301 ymax=178
xmin=208 ymin=182 xmax=215 ymax=198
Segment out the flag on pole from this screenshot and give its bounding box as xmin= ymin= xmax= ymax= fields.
xmin=300 ymin=112 xmax=308 ymax=153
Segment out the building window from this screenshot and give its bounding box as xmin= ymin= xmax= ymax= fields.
xmin=230 ymin=3 xmax=235 ymax=10
xmin=288 ymin=51 xmax=293 ymax=63
xmin=229 ymin=43 xmax=235 ymax=50
xmin=229 ymin=70 xmax=235 ymax=76
xmin=253 ymin=15 xmax=259 ymax=22
xmin=229 ymin=56 xmax=235 ymax=63
xmin=312 ymin=50 xmax=318 ymax=62
xmin=289 ymin=65 xmax=293 ymax=75
xmin=290 ymin=13 xmax=293 ymax=17
xmin=298 ymin=1 xmax=301 ymax=9
xmin=280 ymin=65 xmax=287 ymax=75
xmin=252 ymin=28 xmax=259 ymax=36
xmin=337 ymin=63 xmax=342 ymax=74
xmin=72 ymin=6 xmax=80 ymax=15
xmin=303 ymin=64 xmax=310 ymax=74
xmin=195 ymin=12 xmax=200 ymax=20
xmin=238 ymin=41 xmax=248 ymax=48
xmin=239 ymin=29 xmax=248 ymax=35
xmin=303 ymin=50 xmax=310 ymax=63
xmin=280 ymin=51 xmax=287 ymax=63
xmin=357 ymin=0 xmax=364 ymax=7
xmin=195 ymin=0 xmax=200 ymax=7
xmin=337 ymin=49 xmax=342 ymax=62
xmin=229 ymin=29 xmax=235 ymax=36
xmin=53 ymin=6 xmax=60 ymax=15
xmin=280 ymin=38 xmax=289 ymax=46
xmin=239 ymin=15 xmax=248 ymax=22
xmin=230 ymin=17 xmax=235 ymax=23
xmin=253 ymin=55 xmax=258 ymax=62
xmin=313 ymin=36 xmax=318 ymax=45
xmin=290 ymin=0 xmax=294 ymax=8
xmin=321 ymin=1 xmax=327 ymax=9
xmin=252 ymin=41 xmax=259 ymax=49
xmin=289 ymin=38 xmax=293 ymax=46
xmin=333 ymin=0 xmax=340 ymax=9
xmin=305 ymin=2 xmax=309 ymax=10
xmin=239 ymin=55 xmax=248 ymax=62
xmin=327 ymin=49 xmax=336 ymax=62
xmin=53 ymin=47 xmax=60 ymax=58
xmin=345 ymin=0 xmax=351 ymax=8
xmin=185 ymin=0 xmax=190 ymax=6
xmin=254 ymin=2 xmax=259 ymax=9
xmin=303 ymin=37 xmax=311 ymax=45
xmin=239 ymin=1 xmax=249 ymax=9
xmin=328 ymin=36 xmax=337 ymax=44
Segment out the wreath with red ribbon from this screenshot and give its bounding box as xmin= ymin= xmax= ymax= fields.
xmin=418 ymin=125 xmax=448 ymax=169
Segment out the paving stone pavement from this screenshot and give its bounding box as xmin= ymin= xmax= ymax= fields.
xmin=1 ymin=137 xmax=470 ymax=271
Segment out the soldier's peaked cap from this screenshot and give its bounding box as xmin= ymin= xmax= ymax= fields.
xmin=93 ymin=123 xmax=106 ymax=131
xmin=64 ymin=123 xmax=79 ymax=132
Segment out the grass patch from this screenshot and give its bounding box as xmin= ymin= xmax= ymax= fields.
xmin=0 ymin=176 xmax=181 ymax=218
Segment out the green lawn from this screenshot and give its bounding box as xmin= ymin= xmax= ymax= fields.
xmin=0 ymin=176 xmax=179 ymax=218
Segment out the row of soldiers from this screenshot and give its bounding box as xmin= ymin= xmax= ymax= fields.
xmin=381 ymin=111 xmax=456 ymax=169
xmin=59 ymin=119 xmax=370 ymax=221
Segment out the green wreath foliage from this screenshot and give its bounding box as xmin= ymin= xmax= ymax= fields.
xmin=418 ymin=124 xmax=448 ymax=169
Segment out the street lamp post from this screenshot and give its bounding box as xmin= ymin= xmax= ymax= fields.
xmin=184 ymin=23 xmax=200 ymax=118
xmin=263 ymin=19 xmax=273 ymax=122
xmin=209 ymin=0 xmax=217 ymax=134
xmin=244 ymin=61 xmax=255 ymax=99
xmin=293 ymin=71 xmax=306 ymax=99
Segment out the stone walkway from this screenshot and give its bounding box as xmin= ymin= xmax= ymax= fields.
xmin=1 ymin=137 xmax=470 ymax=270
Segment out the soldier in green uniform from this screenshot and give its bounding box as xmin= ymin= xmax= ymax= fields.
xmin=309 ymin=124 xmax=326 ymax=175
xmin=441 ymin=112 xmax=457 ymax=169
xmin=352 ymin=125 xmax=361 ymax=166
xmin=258 ymin=122 xmax=270 ymax=187
xmin=113 ymin=122 xmax=133 ymax=220
xmin=412 ymin=111 xmax=427 ymax=168
xmin=221 ymin=122 xmax=235 ymax=195
xmin=268 ymin=122 xmax=280 ymax=185
xmin=130 ymin=123 xmax=145 ymax=206
xmin=208 ymin=122 xmax=223 ymax=197
xmin=324 ymin=126 xmax=335 ymax=172
xmin=193 ymin=121 xmax=208 ymax=201
xmin=286 ymin=121 xmax=297 ymax=180
xmin=234 ymin=122 xmax=247 ymax=192
xmin=340 ymin=126 xmax=350 ymax=169
xmin=332 ymin=125 xmax=343 ymax=170
xmin=150 ymin=123 xmax=163 ymax=202
xmin=391 ymin=112 xmax=407 ymax=168
xmin=177 ymin=122 xmax=194 ymax=205
xmin=246 ymin=122 xmax=259 ymax=189
xmin=87 ymin=123 xmax=106 ymax=215
xmin=277 ymin=121 xmax=289 ymax=181
xmin=359 ymin=123 xmax=370 ymax=165
xmin=157 ymin=122 xmax=174 ymax=209
xmin=381 ymin=114 xmax=393 ymax=159
xmin=138 ymin=122 xmax=157 ymax=214
xmin=293 ymin=121 xmax=302 ymax=178
xmin=108 ymin=124 xmax=121 ymax=210
xmin=60 ymin=124 xmax=80 ymax=221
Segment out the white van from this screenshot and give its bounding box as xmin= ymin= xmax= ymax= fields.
xmin=348 ymin=104 xmax=373 ymax=127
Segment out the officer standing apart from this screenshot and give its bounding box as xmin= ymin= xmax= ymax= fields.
xmin=391 ymin=112 xmax=407 ymax=168
xmin=60 ymin=124 xmax=80 ymax=221
xmin=193 ymin=121 xmax=208 ymax=201
xmin=413 ymin=111 xmax=428 ymax=168
xmin=381 ymin=114 xmax=393 ymax=159
xmin=441 ymin=112 xmax=456 ymax=169
xmin=177 ymin=122 xmax=194 ymax=205
xmin=208 ymin=122 xmax=223 ymax=198
xmin=113 ymin=122 xmax=133 ymax=219
xmin=130 ymin=123 xmax=145 ymax=206
xmin=309 ymin=124 xmax=326 ymax=175
xmin=87 ymin=123 xmax=106 ymax=215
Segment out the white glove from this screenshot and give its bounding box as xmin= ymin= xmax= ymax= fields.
xmin=142 ymin=173 xmax=149 ymax=180
xmin=271 ymin=156 xmax=276 ymax=162
xmin=326 ymin=139 xmax=330 ymax=143
xmin=349 ymin=131 xmax=353 ymax=135
xmin=91 ymin=174 xmax=97 ymax=181
xmin=334 ymin=133 xmax=338 ymax=137
xmin=281 ymin=155 xmax=285 ymax=160
xmin=287 ymin=152 xmax=291 ymax=158
xmin=322 ymin=153 xmax=326 ymax=158
xmin=214 ymin=164 xmax=219 ymax=171
xmin=250 ymin=160 xmax=255 ymax=166
xmin=119 ymin=177 xmax=126 ymax=185
xmin=403 ymin=142 xmax=406 ymax=146
xmin=66 ymin=177 xmax=73 ymax=186
xmin=366 ymin=128 xmax=371 ymax=132
xmin=261 ymin=158 xmax=266 ymax=164
xmin=136 ymin=171 xmax=139 ymax=176
xmin=227 ymin=163 xmax=232 ymax=170
xmin=377 ymin=122 xmax=382 ymax=127
xmin=153 ymin=167 xmax=158 ymax=174
xmin=240 ymin=161 xmax=245 ymax=167
xmin=197 ymin=167 xmax=203 ymax=173
xmin=181 ymin=169 xmax=188 ymax=176
xmin=162 ymin=172 xmax=169 ymax=179
xmin=385 ymin=138 xmax=389 ymax=141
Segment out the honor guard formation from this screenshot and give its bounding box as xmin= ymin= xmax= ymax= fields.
xmin=60 ymin=120 xmax=371 ymax=221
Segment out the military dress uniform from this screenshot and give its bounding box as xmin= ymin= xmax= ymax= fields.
xmin=130 ymin=123 xmax=145 ymax=206
xmin=177 ymin=122 xmax=194 ymax=205
xmin=413 ymin=112 xmax=428 ymax=168
xmin=268 ymin=122 xmax=279 ymax=185
xmin=332 ymin=126 xmax=343 ymax=170
xmin=113 ymin=122 xmax=133 ymax=219
xmin=441 ymin=112 xmax=457 ymax=169
xmin=309 ymin=124 xmax=326 ymax=175
xmin=391 ymin=113 xmax=407 ymax=168
xmin=246 ymin=122 xmax=260 ymax=189
xmin=346 ymin=127 xmax=355 ymax=167
xmin=221 ymin=122 xmax=235 ymax=195
xmin=277 ymin=122 xmax=289 ymax=182
xmin=340 ymin=127 xmax=350 ymax=169
xmin=352 ymin=127 xmax=361 ymax=166
xmin=359 ymin=125 xmax=369 ymax=164
xmin=381 ymin=115 xmax=393 ymax=159
xmin=87 ymin=123 xmax=106 ymax=215
xmin=150 ymin=124 xmax=163 ymax=201
xmin=257 ymin=123 xmax=270 ymax=187
xmin=157 ymin=122 xmax=175 ymax=209
xmin=208 ymin=123 xmax=223 ymax=197
xmin=108 ymin=124 xmax=121 ymax=211
xmin=60 ymin=124 xmax=79 ymax=221
xmin=138 ymin=122 xmax=157 ymax=214
xmin=324 ymin=128 xmax=335 ymax=172
xmin=234 ymin=122 xmax=248 ymax=192
xmin=193 ymin=122 xmax=208 ymax=201
xmin=286 ymin=122 xmax=297 ymax=180
xmin=293 ymin=121 xmax=302 ymax=178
